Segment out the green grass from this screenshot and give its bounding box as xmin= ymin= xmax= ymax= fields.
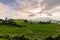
xmin=0 ymin=20 xmax=59 ymax=40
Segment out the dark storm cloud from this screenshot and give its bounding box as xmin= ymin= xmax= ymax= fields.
xmin=41 ymin=0 xmax=60 ymax=10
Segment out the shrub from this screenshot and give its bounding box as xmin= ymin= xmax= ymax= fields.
xmin=54 ymin=35 xmax=60 ymax=40
xmin=45 ymin=36 xmax=54 ymax=40
xmin=13 ymin=35 xmax=29 ymax=40
xmin=24 ymin=20 xmax=28 ymax=23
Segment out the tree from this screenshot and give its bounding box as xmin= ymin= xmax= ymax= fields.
xmin=24 ymin=19 xmax=28 ymax=23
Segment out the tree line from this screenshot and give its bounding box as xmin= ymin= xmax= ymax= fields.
xmin=0 ymin=18 xmax=22 ymax=27
xmin=24 ymin=19 xmax=51 ymax=24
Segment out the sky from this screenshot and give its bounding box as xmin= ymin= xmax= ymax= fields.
xmin=0 ymin=0 xmax=60 ymax=21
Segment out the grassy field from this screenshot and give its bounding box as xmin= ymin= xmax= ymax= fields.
xmin=0 ymin=20 xmax=60 ymax=40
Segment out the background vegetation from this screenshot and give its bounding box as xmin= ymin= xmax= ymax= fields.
xmin=0 ymin=18 xmax=60 ymax=40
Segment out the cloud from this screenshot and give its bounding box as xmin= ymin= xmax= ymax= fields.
xmin=0 ymin=3 xmax=16 ymax=19
xmin=0 ymin=0 xmax=41 ymax=11
xmin=0 ymin=0 xmax=19 ymax=9
xmin=0 ymin=0 xmax=41 ymax=13
xmin=41 ymin=0 xmax=60 ymax=11
xmin=0 ymin=3 xmax=9 ymax=14
xmin=0 ymin=0 xmax=60 ymax=21
xmin=16 ymin=0 xmax=41 ymax=12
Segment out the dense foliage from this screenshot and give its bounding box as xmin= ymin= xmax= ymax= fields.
xmin=0 ymin=18 xmax=59 ymax=40
xmin=0 ymin=18 xmax=22 ymax=27
xmin=45 ymin=35 xmax=60 ymax=40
